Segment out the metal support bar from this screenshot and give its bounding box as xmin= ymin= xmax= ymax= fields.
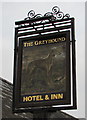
xmin=15 ymin=16 xmax=53 ymax=25
xmin=17 ymin=25 xmax=71 ymax=37
xmin=71 ymin=18 xmax=77 ymax=108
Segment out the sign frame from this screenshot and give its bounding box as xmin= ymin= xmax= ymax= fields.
xmin=13 ymin=16 xmax=77 ymax=113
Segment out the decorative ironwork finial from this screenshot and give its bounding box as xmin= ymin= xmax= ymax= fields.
xmin=25 ymin=6 xmax=70 ymax=21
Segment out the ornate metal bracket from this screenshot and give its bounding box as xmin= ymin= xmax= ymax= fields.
xmin=25 ymin=6 xmax=70 ymax=21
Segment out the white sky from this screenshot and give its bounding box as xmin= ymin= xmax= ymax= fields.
xmin=0 ymin=1 xmax=86 ymax=119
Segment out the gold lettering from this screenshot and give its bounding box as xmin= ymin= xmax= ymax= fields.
xmin=32 ymin=96 xmax=37 ymax=101
xmin=24 ymin=37 xmax=66 ymax=47
xmin=57 ymin=38 xmax=62 ymax=42
xmin=57 ymin=94 xmax=63 ymax=99
xmin=51 ymin=94 xmax=58 ymax=99
xmin=23 ymin=97 xmax=28 ymax=102
xmin=39 ymin=95 xmax=44 ymax=101
xmin=45 ymin=95 xmax=50 ymax=100
xmin=27 ymin=42 xmax=33 ymax=46
xmin=53 ymin=39 xmax=57 ymax=42
xmin=62 ymin=37 xmax=66 ymax=41
xmin=36 ymin=95 xmax=40 ymax=101
xmin=23 ymin=37 xmax=66 ymax=48
xmin=36 ymin=95 xmax=43 ymax=101
xmin=28 ymin=96 xmax=32 ymax=101
xmin=51 ymin=94 xmax=63 ymax=100
xmin=34 ymin=41 xmax=38 ymax=45
xmin=48 ymin=39 xmax=54 ymax=43
xmin=39 ymin=41 xmax=42 ymax=45
xmin=39 ymin=41 xmax=44 ymax=45
xmin=23 ymin=95 xmax=44 ymax=102
xmin=24 ymin=42 xmax=33 ymax=47
xmin=23 ymin=96 xmax=32 ymax=102
xmin=24 ymin=42 xmax=27 ymax=47
xmin=44 ymin=40 xmax=48 ymax=44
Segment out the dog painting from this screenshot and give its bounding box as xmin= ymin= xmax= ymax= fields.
xmin=21 ymin=42 xmax=66 ymax=95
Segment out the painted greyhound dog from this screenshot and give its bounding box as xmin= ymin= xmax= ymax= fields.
xmin=26 ymin=50 xmax=55 ymax=87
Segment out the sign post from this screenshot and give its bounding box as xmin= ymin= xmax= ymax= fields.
xmin=13 ymin=6 xmax=77 ymax=119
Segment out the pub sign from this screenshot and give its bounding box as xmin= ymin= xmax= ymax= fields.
xmin=13 ymin=6 xmax=77 ymax=112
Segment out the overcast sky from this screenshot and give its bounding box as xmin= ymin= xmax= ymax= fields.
xmin=0 ymin=1 xmax=86 ymax=119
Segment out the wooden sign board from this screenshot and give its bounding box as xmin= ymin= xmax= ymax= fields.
xmin=13 ymin=30 xmax=76 ymax=112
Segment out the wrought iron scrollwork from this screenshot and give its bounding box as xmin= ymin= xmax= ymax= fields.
xmin=24 ymin=6 xmax=70 ymax=20
xmin=25 ymin=10 xmax=42 ymax=20
xmin=45 ymin=6 xmax=70 ymax=20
